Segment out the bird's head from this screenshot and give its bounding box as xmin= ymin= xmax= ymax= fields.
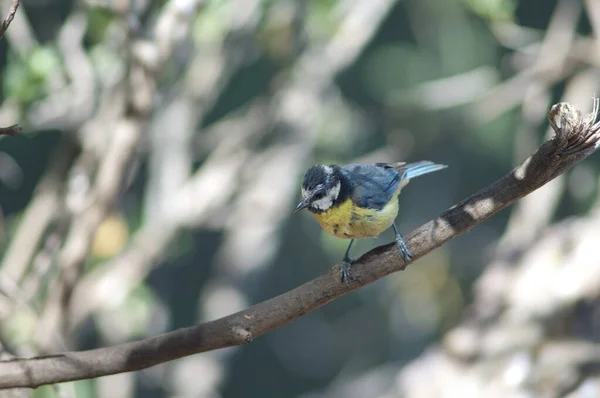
xmin=295 ymin=165 xmax=341 ymax=213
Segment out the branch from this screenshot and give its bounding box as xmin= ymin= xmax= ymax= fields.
xmin=0 ymin=101 xmax=599 ymax=389
xmin=0 ymin=124 xmax=20 ymax=136
xmin=0 ymin=0 xmax=22 ymax=136
xmin=0 ymin=0 xmax=19 ymax=40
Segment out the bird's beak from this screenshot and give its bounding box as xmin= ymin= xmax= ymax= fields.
xmin=294 ymin=200 xmax=309 ymax=213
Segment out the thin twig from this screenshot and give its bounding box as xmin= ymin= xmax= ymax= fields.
xmin=0 ymin=100 xmax=598 ymax=388
xmin=0 ymin=0 xmax=19 ymax=40
xmin=0 ymin=125 xmax=20 ymax=136
xmin=0 ymin=0 xmax=22 ymax=138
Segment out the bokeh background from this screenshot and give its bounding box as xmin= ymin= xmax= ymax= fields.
xmin=0 ymin=0 xmax=600 ymax=396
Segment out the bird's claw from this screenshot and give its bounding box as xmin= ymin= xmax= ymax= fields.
xmin=395 ymin=235 xmax=413 ymax=264
xmin=341 ymin=258 xmax=355 ymax=287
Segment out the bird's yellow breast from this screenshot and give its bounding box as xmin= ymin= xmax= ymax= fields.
xmin=312 ymin=194 xmax=399 ymax=239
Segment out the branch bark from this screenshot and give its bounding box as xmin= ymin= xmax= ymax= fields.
xmin=0 ymin=100 xmax=599 ymax=389
xmin=0 ymin=124 xmax=21 ymax=136
xmin=0 ymin=0 xmax=22 ymax=136
xmin=0 ymin=0 xmax=19 ymax=40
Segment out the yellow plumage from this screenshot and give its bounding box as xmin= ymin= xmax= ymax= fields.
xmin=312 ymin=191 xmax=400 ymax=239
xmin=297 ymin=161 xmax=446 ymax=285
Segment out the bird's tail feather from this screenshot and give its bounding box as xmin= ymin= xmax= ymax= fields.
xmin=399 ymin=161 xmax=447 ymax=179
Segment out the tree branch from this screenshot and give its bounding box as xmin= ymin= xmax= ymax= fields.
xmin=0 ymin=124 xmax=20 ymax=136
xmin=0 ymin=0 xmax=22 ymax=136
xmin=0 ymin=100 xmax=599 ymax=389
xmin=0 ymin=0 xmax=19 ymax=40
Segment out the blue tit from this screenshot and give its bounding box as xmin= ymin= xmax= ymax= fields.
xmin=295 ymin=161 xmax=447 ymax=286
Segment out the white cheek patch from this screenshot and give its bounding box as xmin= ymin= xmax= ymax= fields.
xmin=312 ymin=196 xmax=333 ymax=211
xmin=311 ymin=181 xmax=341 ymax=211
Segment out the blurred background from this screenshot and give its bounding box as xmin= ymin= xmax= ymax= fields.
xmin=0 ymin=0 xmax=599 ymax=396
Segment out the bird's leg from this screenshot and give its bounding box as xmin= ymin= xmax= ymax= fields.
xmin=341 ymin=239 xmax=355 ymax=287
xmin=393 ymin=223 xmax=413 ymax=267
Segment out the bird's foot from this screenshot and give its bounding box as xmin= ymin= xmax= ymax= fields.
xmin=341 ymin=257 xmax=355 ymax=287
xmin=395 ymin=234 xmax=413 ymax=268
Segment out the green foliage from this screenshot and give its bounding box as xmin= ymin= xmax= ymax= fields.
xmin=470 ymin=108 xmax=517 ymax=163
xmin=86 ymin=7 xmax=115 ymax=44
xmin=32 ymin=386 xmax=60 ymax=398
xmin=119 ymin=283 xmax=157 ymax=337
xmin=3 ymin=308 xmax=37 ymax=346
xmin=306 ymin=0 xmax=340 ymax=42
xmin=362 ymin=44 xmax=431 ymax=101
xmin=193 ymin=0 xmax=231 ymax=45
xmin=4 ymin=46 xmax=61 ymax=104
xmin=461 ymin=0 xmax=516 ymax=22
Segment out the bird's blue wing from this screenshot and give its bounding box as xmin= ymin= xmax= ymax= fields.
xmin=340 ymin=163 xmax=401 ymax=210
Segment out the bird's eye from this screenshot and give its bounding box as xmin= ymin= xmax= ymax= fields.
xmin=313 ymin=191 xmax=325 ymax=200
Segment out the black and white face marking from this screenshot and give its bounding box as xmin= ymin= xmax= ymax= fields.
xmin=300 ymin=165 xmax=341 ymax=212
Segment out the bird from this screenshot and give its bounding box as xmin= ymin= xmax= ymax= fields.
xmin=295 ymin=160 xmax=447 ymax=286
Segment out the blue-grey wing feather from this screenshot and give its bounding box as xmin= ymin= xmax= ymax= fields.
xmin=339 ymin=161 xmax=447 ymax=210
xmin=339 ymin=163 xmax=401 ymax=210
